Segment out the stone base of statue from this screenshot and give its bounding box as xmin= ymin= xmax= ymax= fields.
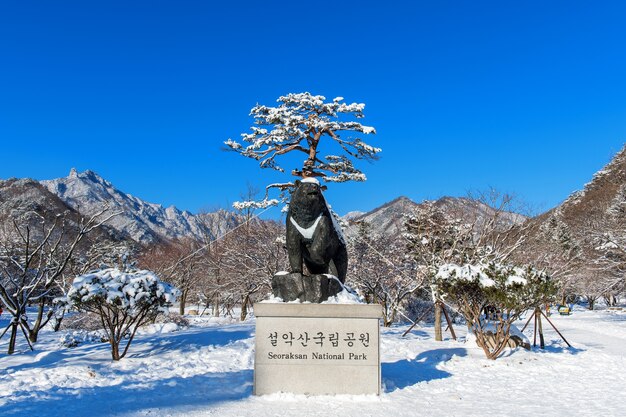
xmin=271 ymin=272 xmax=343 ymax=303
xmin=253 ymin=303 xmax=382 ymax=395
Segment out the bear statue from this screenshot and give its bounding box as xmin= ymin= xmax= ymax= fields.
xmin=287 ymin=179 xmax=348 ymax=282
xmin=272 ymin=179 xmax=348 ymax=302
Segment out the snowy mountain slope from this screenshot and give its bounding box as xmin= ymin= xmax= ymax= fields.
xmin=0 ymin=177 xmax=123 ymax=244
xmin=1 ymin=306 xmax=624 ymax=416
xmin=0 ymin=178 xmax=75 ymax=224
xmin=344 ymin=195 xmax=526 ymax=239
xmin=345 ymin=196 xmax=419 ymax=237
xmin=514 ymin=145 xmax=626 ymax=271
xmin=532 ymin=144 xmax=626 ymax=232
xmin=41 ymin=169 xmax=238 ymax=244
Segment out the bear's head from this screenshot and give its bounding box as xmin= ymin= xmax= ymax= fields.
xmin=289 ymin=179 xmax=327 ymax=222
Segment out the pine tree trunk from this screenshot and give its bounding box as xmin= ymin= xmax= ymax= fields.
xmin=488 ymin=335 xmax=510 ymax=360
xmin=474 ymin=331 xmax=494 ymax=359
xmin=53 ymin=313 xmax=64 ymax=332
xmin=29 ymin=300 xmax=46 ymax=343
xmin=434 ymin=302 xmax=443 ymax=341
xmin=7 ymin=322 xmax=18 ymax=355
xmin=111 ymin=339 xmax=120 ymax=361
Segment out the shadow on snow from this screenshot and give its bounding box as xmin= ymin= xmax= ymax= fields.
xmin=124 ymin=325 xmax=254 ymax=359
xmin=382 ymin=347 xmax=467 ymax=392
xmin=1 ymin=324 xmax=254 ymax=374
xmin=1 ymin=324 xmax=256 ymax=416
xmin=1 ymin=370 xmax=253 ymax=417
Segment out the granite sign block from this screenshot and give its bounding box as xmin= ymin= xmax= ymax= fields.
xmin=254 ymin=303 xmax=382 ymax=395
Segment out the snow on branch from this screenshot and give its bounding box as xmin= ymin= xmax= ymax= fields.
xmin=232 ymin=182 xmax=297 ymax=210
xmin=232 ymin=199 xmax=280 ymax=211
xmin=67 ymin=268 xmax=179 ymax=313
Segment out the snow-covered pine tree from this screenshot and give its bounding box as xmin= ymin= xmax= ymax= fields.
xmin=434 ymin=262 xmax=556 ymax=359
xmin=225 ymin=92 xmax=379 ymax=207
xmin=66 ymin=268 xmax=179 ymax=360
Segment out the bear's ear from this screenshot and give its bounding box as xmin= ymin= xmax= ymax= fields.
xmin=321 ymin=185 xmax=327 ymax=191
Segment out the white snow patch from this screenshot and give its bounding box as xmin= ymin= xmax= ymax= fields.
xmin=2 ymin=305 xmax=626 ymax=416
xmin=436 ymin=264 xmax=495 ymax=287
xmin=301 ymin=177 xmax=320 ymax=185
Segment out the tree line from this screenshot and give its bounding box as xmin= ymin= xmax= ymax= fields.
xmin=1 ymin=188 xmax=624 ymax=358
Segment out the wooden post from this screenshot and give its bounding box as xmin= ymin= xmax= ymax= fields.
xmin=536 ymin=308 xmax=545 ymax=349
xmin=401 ymin=306 xmax=432 ymax=337
xmin=434 ymin=301 xmax=443 ymax=341
xmin=540 ymin=310 xmax=572 ymax=348
xmin=533 ymin=312 xmax=538 ymax=347
xmin=441 ymin=304 xmax=457 ymax=340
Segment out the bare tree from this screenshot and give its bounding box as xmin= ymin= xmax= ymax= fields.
xmin=578 ymin=201 xmax=626 ymax=307
xmin=519 ymin=190 xmax=626 ymax=309
xmin=0 ymin=207 xmax=119 ymax=354
xmin=513 ymin=150 xmax=626 ymax=307
xmin=139 ymin=238 xmax=203 ymax=315
xmin=220 ymin=219 xmax=287 ymax=320
xmin=347 ymin=221 xmax=419 ymax=326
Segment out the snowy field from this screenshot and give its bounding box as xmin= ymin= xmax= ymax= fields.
xmin=1 ymin=306 xmax=625 ymax=417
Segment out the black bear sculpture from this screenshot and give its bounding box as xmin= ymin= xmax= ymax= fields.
xmin=287 ymin=179 xmax=348 ymax=282
xmin=272 ymin=179 xmax=348 ymax=302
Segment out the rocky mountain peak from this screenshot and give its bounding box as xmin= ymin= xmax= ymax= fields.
xmin=40 ymin=169 xmax=224 ymax=244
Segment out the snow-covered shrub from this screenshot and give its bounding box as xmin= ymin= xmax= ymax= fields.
xmin=60 ymin=312 xmax=106 ymax=332
xmin=59 ymin=330 xmax=106 ymax=348
xmin=66 ymin=268 xmax=179 ymax=360
xmin=434 ymin=263 xmax=555 ymax=359
xmin=154 ymin=313 xmax=190 ymax=328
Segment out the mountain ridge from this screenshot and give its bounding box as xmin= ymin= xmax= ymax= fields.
xmin=40 ymin=169 xmax=237 ymax=244
xmin=515 ymin=145 xmax=626 ymax=281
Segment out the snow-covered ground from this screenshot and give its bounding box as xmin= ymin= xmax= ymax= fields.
xmin=1 ymin=306 xmax=625 ymax=417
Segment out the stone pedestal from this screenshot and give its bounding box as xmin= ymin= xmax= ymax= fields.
xmin=254 ymin=303 xmax=382 ymax=395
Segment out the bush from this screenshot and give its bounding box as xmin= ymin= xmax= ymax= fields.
xmin=154 ymin=313 xmax=190 ymax=328
xmin=60 ymin=312 xmax=105 ymax=332
xmin=59 ymin=330 xmax=106 ymax=348
xmin=434 ymin=262 xmax=555 ymax=359
xmin=66 ymin=268 xmax=179 ymax=360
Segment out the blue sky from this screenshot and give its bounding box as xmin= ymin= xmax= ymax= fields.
xmin=1 ymin=1 xmax=625 ymax=217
